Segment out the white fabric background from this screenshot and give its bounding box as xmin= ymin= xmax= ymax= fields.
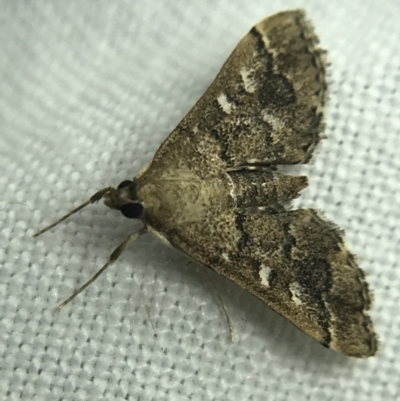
xmin=1 ymin=1 xmax=399 ymax=400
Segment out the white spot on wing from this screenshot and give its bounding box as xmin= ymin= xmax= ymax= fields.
xmin=240 ymin=67 xmax=256 ymax=93
xmin=259 ymin=264 xmax=272 ymax=287
xmin=289 ymin=282 xmax=303 ymax=306
xmin=261 ymin=35 xmax=271 ymax=49
xmin=222 ymin=252 xmax=230 ymax=261
xmin=217 ymin=93 xmax=233 ymax=114
xmin=262 ymin=111 xmax=286 ymax=133
xmin=224 ymin=172 xmax=237 ymax=206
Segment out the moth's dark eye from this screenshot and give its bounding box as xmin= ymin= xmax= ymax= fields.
xmin=120 ymin=203 xmax=143 ymax=219
xmin=117 ymin=180 xmax=134 ymax=190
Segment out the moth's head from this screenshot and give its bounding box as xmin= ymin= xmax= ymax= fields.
xmin=104 ymin=180 xmax=144 ymax=219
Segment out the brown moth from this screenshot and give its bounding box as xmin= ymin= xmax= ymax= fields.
xmin=34 ymin=9 xmax=378 ymax=358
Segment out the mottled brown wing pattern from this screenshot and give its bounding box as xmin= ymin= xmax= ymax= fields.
xmin=159 ymin=206 xmax=377 ymax=358
xmin=147 ymin=10 xmax=328 ymax=179
xmin=138 ymin=165 xmax=377 ymax=357
xmin=134 ymin=9 xmax=378 ymax=358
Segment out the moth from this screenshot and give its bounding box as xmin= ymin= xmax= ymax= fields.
xmin=34 ymin=9 xmax=378 ymax=358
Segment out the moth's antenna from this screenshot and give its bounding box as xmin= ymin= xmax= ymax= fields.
xmin=33 ymin=187 xmax=113 ymax=237
xmin=57 ymin=227 xmax=147 ymax=310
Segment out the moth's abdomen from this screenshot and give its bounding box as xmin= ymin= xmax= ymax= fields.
xmin=226 ymin=169 xmax=308 ymax=210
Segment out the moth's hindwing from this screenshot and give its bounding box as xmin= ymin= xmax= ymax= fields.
xmin=135 ymin=10 xmax=378 ymax=357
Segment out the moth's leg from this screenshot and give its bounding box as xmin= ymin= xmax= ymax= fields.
xmin=226 ymin=168 xmax=308 ymax=210
xmin=145 ymin=305 xmax=156 ymax=333
xmin=184 ymin=260 xmax=235 ymax=342
xmin=206 ymin=269 xmax=235 ymax=342
xmin=57 ymin=227 xmax=147 ymax=310
xmin=33 ymin=187 xmax=114 ymax=237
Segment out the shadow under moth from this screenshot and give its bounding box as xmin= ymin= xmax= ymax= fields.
xmin=34 ymin=9 xmax=378 ymax=358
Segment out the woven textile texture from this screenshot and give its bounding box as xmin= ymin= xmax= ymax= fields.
xmin=1 ymin=1 xmax=399 ymax=400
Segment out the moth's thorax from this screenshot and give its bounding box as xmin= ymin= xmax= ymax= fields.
xmin=135 ymin=172 xmax=231 ymax=228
